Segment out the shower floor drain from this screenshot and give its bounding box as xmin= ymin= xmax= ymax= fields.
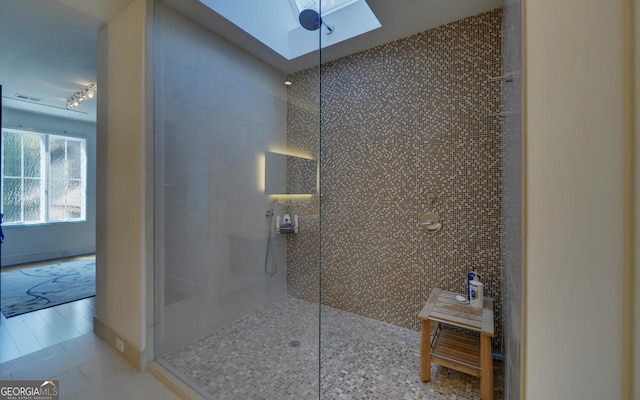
xmin=288 ymin=340 xmax=301 ymax=348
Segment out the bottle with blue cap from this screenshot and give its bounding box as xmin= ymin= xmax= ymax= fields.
xmin=470 ymin=274 xmax=484 ymax=308
xmin=467 ymin=265 xmax=479 ymax=301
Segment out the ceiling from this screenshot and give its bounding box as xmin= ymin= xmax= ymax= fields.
xmin=0 ymin=0 xmax=503 ymax=124
xmin=0 ymin=0 xmax=134 ymax=123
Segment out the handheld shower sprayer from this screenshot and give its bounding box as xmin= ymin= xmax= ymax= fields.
xmin=264 ymin=202 xmax=277 ymax=276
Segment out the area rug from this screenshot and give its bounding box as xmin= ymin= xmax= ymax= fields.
xmin=1 ymin=258 xmax=95 ymax=318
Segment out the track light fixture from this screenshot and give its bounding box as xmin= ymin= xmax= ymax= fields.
xmin=66 ymin=84 xmax=96 ymax=110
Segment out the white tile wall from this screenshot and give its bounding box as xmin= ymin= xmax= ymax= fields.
xmin=153 ymin=3 xmax=289 ymax=357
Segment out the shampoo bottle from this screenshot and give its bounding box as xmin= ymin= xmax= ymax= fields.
xmin=469 ymin=275 xmax=484 ymax=308
xmin=467 ymin=266 xmax=478 ymax=301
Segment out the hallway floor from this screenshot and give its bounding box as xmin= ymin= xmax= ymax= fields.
xmin=0 ymin=332 xmax=178 ymax=400
xmin=161 ymin=296 xmax=504 ymax=400
xmin=1 ymin=255 xmax=96 ymax=363
xmin=0 ymin=297 xmax=95 ymax=363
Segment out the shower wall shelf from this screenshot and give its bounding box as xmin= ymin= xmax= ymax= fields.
xmin=275 ymin=213 xmax=299 ymax=235
xmin=274 ymin=200 xmax=299 ymax=206
xmin=488 ymin=71 xmax=521 ymax=119
xmin=487 ymin=70 xmax=521 ymax=83
xmin=489 ymin=111 xmax=519 ymax=118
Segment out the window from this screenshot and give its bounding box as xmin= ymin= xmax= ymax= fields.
xmin=1 ymin=128 xmax=86 ymax=225
xmin=48 ymin=136 xmax=86 ymax=221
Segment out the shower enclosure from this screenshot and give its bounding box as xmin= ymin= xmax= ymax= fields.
xmin=152 ymin=1 xmax=508 ymax=399
xmin=152 ymin=2 xmax=322 ymax=398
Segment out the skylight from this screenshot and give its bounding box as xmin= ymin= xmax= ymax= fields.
xmin=199 ymin=0 xmax=381 ymax=60
xmin=291 ymin=0 xmax=358 ymax=14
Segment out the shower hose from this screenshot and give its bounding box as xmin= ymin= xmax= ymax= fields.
xmin=264 ymin=204 xmax=277 ymax=276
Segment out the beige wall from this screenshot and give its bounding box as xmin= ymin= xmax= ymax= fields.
xmin=526 ymin=0 xmax=634 ymax=398
xmin=95 ymin=0 xmax=148 ymax=368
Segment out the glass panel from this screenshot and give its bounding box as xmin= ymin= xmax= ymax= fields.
xmin=67 ymin=140 xmax=82 ymax=179
xmin=23 ymin=133 xmax=42 ymax=178
xmin=502 ymin=1 xmax=523 ymax=397
xmin=49 ymin=138 xmax=66 ymax=180
xmin=67 ymin=180 xmax=83 ymax=219
xmin=153 ymin=3 xmax=321 ymax=399
xmin=49 ymin=178 xmax=66 ymax=220
xmin=48 ymin=137 xmax=86 ymax=221
xmin=286 ymin=48 xmax=322 ymax=399
xmin=23 ymin=178 xmax=42 ymax=222
xmin=2 ymin=131 xmax=22 ymax=177
xmin=2 ymin=177 xmax=22 ymax=222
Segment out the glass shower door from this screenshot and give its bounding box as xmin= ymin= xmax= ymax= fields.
xmin=152 ymin=1 xmax=322 ymax=398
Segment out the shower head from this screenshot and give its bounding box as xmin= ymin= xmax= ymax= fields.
xmin=299 ymin=9 xmax=320 ymax=30
xmin=299 ymin=9 xmax=334 ymax=33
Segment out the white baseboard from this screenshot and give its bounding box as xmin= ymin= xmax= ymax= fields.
xmin=1 ymin=247 xmax=96 ymax=267
xmin=94 ymin=316 xmax=146 ymax=371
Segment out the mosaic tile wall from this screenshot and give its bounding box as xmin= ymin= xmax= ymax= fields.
xmin=286 ymin=9 xmax=504 ymax=347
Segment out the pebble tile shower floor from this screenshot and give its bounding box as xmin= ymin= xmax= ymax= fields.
xmin=161 ymin=296 xmax=503 ymax=400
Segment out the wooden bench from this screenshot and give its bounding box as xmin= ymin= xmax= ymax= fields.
xmin=418 ymin=288 xmax=495 ymax=400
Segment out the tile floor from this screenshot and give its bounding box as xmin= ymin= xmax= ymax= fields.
xmin=161 ymin=296 xmax=504 ymax=400
xmin=1 ymin=260 xmax=503 ymax=400
xmin=1 ymin=257 xmax=179 ymax=400
xmin=0 ymin=297 xmax=95 ymax=363
xmin=0 ymin=333 xmax=179 ymax=400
